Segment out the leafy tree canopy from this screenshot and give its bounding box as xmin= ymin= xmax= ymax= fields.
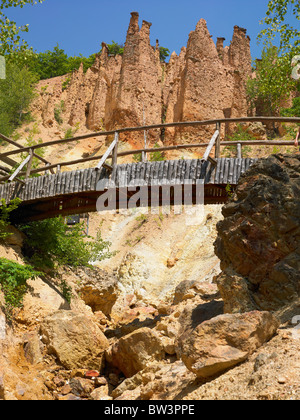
xmin=247 ymin=46 xmax=299 ymax=115
xmin=25 ymin=44 xmax=96 ymax=80
xmin=159 ymin=46 xmax=170 ymax=63
xmin=0 ymin=0 xmax=45 ymax=55
xmin=258 ymin=0 xmax=300 ymax=54
xmin=0 ymin=60 xmax=38 ymax=135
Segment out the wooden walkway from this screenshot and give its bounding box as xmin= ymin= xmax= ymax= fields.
xmin=4 ymin=157 xmax=257 ymax=223
xmin=1 ymin=116 xmax=298 ymax=223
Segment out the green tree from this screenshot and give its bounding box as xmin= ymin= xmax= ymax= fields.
xmin=159 ymin=47 xmax=170 ymax=63
xmin=258 ymin=0 xmax=300 ymax=54
xmin=0 ymin=0 xmax=45 ymax=55
xmin=27 ymin=44 xmax=70 ymax=79
xmin=281 ymin=96 xmax=300 ymax=117
xmin=0 ymin=60 xmax=38 ymax=135
xmin=26 ymin=45 xmax=97 ymax=80
xmin=247 ymin=46 xmax=298 ymax=115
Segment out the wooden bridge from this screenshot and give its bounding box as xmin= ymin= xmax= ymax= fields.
xmin=0 ymin=117 xmax=298 ymax=223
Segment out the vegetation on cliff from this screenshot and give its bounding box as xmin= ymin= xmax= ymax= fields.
xmin=0 ymin=258 xmax=40 ymax=319
xmin=247 ymin=46 xmax=300 ymax=116
xmin=0 ymin=0 xmax=45 ymax=56
xmin=251 ymin=0 xmax=300 ymax=116
xmin=19 ymin=216 xmax=114 ymax=270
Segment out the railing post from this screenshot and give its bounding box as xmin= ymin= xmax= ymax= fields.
xmin=237 ymin=143 xmax=242 ymax=159
xmin=203 ymin=130 xmax=219 ymax=165
xmin=25 ymin=148 xmax=34 ymax=180
xmin=142 ymin=129 xmax=148 ymax=163
xmin=112 ymin=132 xmax=119 ymax=168
xmin=8 ymin=152 xmax=32 ymax=182
xmin=215 ymin=122 xmax=221 ymax=159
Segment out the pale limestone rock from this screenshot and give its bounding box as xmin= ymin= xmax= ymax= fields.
xmin=16 ymin=277 xmax=69 ymax=327
xmin=74 ymin=266 xmax=118 ymax=315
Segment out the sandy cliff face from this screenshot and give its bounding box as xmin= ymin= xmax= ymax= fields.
xmin=31 ymin=12 xmax=252 ymax=152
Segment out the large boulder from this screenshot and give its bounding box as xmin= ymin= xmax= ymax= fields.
xmin=106 ymin=327 xmax=165 ymax=378
xmin=40 ymin=310 xmax=109 ymax=370
xmin=176 ymin=311 xmax=279 ymax=378
xmin=214 ymin=155 xmax=300 ymax=313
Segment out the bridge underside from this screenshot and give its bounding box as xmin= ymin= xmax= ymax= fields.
xmin=10 ymin=184 xmax=230 ymax=223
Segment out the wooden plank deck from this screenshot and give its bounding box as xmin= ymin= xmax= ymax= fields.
xmin=2 ymin=158 xmax=257 ymax=222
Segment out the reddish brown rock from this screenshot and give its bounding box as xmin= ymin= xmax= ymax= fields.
xmin=87 ymin=44 xmax=122 ymax=131
xmin=166 ymin=20 xmax=252 ymax=144
xmin=106 ymin=12 xmax=163 ymax=147
xmin=32 ymin=13 xmax=253 ymax=150
xmin=84 ymin=370 xmax=100 ymax=379
xmin=214 ymin=154 xmax=300 ymax=313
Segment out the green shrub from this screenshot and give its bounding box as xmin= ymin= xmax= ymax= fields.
xmin=54 ymin=103 xmax=64 ymax=125
xmin=19 ymin=216 xmax=114 ymax=270
xmin=281 ymin=97 xmax=300 ymax=117
xmin=133 ymin=153 xmax=142 ymax=163
xmin=64 ymin=128 xmax=74 ymax=139
xmin=62 ymin=77 xmax=71 ymax=91
xmin=159 ymin=47 xmax=170 ymax=63
xmin=0 ymin=198 xmax=22 ymax=240
xmin=149 ymin=143 xmax=165 ymax=162
xmin=107 ymin=41 xmax=124 ymax=57
xmin=0 ymin=258 xmax=40 ymax=319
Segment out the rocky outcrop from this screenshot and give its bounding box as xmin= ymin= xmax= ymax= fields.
xmin=32 ymin=12 xmax=252 ymax=149
xmin=177 ymin=311 xmax=279 ymax=378
xmin=214 ymin=154 xmax=300 ymax=313
xmin=87 ymin=45 xmax=122 ymax=131
xmin=166 ymin=21 xmax=251 ymax=143
xmin=106 ymin=12 xmax=163 ymax=147
xmin=0 ymin=308 xmax=6 ymax=341
xmin=111 ymin=361 xmax=195 ymax=400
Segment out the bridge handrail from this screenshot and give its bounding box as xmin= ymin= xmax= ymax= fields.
xmin=0 ymin=116 xmax=299 ymax=182
xmin=0 ymin=116 xmax=300 ymax=160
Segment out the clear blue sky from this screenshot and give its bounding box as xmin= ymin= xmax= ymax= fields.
xmin=8 ymin=0 xmax=272 ymax=60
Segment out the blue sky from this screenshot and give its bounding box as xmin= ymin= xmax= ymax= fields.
xmin=8 ymin=0 xmax=272 ymax=60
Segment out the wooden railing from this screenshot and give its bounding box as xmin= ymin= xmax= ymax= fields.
xmin=0 ymin=116 xmax=299 ymax=183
